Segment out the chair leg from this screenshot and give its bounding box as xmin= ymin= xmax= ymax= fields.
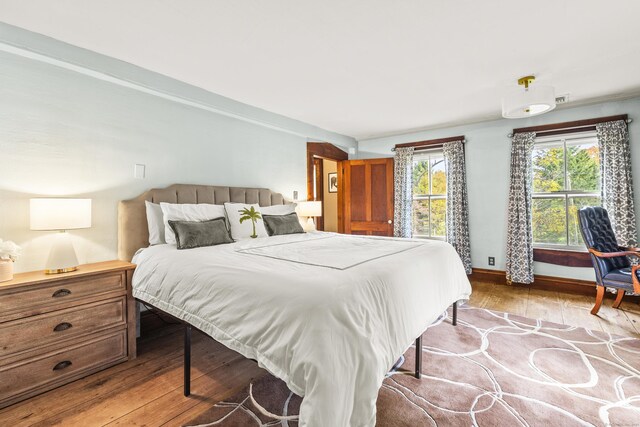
xmin=612 ymin=290 xmax=625 ymax=309
xmin=414 ymin=336 xmax=422 ymax=379
xmin=591 ymin=286 xmax=605 ymax=315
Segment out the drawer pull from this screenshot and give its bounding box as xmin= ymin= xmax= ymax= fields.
xmin=52 ymin=289 xmax=71 ymax=298
xmin=53 ymin=360 xmax=72 ymax=371
xmin=53 ymin=322 xmax=73 ymax=332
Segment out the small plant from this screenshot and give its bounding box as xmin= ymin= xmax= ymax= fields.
xmin=0 ymin=239 xmax=21 ymax=262
xmin=238 ymin=207 xmax=262 ymax=238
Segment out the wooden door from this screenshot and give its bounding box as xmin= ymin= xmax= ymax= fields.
xmin=341 ymin=158 xmax=394 ymax=236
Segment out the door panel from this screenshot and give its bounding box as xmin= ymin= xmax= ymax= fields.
xmin=342 ymin=158 xmax=394 ymax=236
xmin=349 ymin=164 xmax=367 ymax=221
xmin=370 ymin=163 xmax=389 ymax=222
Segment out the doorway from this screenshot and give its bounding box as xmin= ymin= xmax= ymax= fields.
xmin=306 ymin=142 xmax=348 ymax=232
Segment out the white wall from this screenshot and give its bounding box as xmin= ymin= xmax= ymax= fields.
xmin=358 ymin=97 xmax=640 ymax=281
xmin=0 ymin=27 xmax=355 ymax=273
xmin=322 ymin=159 xmax=338 ymax=232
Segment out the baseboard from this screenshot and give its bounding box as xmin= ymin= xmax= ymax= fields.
xmin=470 ymin=268 xmax=509 ymax=285
xmin=470 ymin=268 xmax=640 ymax=302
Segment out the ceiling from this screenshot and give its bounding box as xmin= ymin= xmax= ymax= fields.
xmin=1 ymin=0 xmax=639 ymax=139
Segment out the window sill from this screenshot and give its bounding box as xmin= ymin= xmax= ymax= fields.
xmin=533 ymin=247 xmax=592 ymax=268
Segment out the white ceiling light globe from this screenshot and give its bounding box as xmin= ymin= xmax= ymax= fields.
xmin=502 ymin=79 xmax=556 ymax=119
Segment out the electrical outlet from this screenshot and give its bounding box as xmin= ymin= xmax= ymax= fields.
xmin=293 ymin=191 xmax=299 ymax=200
xmin=488 ymin=257 xmax=495 ymax=266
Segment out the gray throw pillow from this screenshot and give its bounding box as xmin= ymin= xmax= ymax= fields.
xmin=168 ymin=217 xmax=233 ymax=250
xmin=262 ymin=213 xmax=305 ymax=236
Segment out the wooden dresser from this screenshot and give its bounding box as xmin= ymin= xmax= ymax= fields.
xmin=0 ymin=261 xmax=136 ymax=408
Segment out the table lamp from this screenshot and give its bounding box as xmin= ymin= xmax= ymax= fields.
xmin=297 ymin=201 xmax=322 ymax=232
xmin=30 ymin=198 xmax=92 ymax=274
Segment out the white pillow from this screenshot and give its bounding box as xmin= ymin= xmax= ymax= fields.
xmin=261 ymin=203 xmax=297 ymax=216
xmin=160 ymin=202 xmax=227 ymax=245
xmin=145 ymin=201 xmax=166 ymax=245
xmin=224 ymin=203 xmax=268 ymax=240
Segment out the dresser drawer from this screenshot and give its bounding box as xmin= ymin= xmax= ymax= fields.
xmin=0 ymin=272 xmax=125 ymax=321
xmin=0 ymin=330 xmax=127 ymax=404
xmin=0 ymin=297 xmax=126 ymax=359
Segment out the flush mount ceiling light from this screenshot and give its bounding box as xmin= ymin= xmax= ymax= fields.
xmin=502 ymin=75 xmax=556 ymax=119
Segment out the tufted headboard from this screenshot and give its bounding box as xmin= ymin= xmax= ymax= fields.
xmin=118 ymin=184 xmax=286 ymax=261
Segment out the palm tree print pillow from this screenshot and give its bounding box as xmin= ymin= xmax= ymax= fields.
xmin=223 ymin=203 xmax=269 ymax=240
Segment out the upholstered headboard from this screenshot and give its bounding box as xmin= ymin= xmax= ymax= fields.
xmin=118 ymin=184 xmax=286 ymax=261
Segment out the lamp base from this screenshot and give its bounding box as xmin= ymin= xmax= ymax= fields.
xmin=302 ymin=217 xmax=316 ymax=232
xmin=45 ymin=266 xmax=78 ymax=275
xmin=45 ymin=231 xmax=80 ymax=274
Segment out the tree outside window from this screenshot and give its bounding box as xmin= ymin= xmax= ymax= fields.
xmin=532 ymin=135 xmax=600 ymax=249
xmin=412 ymin=151 xmax=446 ymax=239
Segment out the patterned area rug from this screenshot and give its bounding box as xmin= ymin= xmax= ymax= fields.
xmin=186 ymin=306 xmax=640 ymax=426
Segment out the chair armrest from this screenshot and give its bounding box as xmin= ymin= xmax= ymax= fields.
xmin=619 ymin=246 xmax=640 ymax=253
xmin=588 ymin=248 xmax=640 ymax=258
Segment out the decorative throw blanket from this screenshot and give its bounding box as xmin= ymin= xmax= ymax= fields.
xmin=236 ymin=234 xmax=422 ymax=269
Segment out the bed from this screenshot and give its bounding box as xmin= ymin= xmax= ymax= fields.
xmin=118 ymin=184 xmax=472 ymax=427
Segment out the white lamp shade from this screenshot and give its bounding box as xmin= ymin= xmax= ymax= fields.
xmin=30 ymin=198 xmax=92 ymax=231
xmin=502 ymin=84 xmax=556 ymax=119
xmin=296 ymin=201 xmax=322 ymax=217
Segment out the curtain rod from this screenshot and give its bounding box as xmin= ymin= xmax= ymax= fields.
xmin=391 ymin=145 xmax=450 ymax=153
xmin=391 ymin=136 xmax=466 ymax=152
xmin=507 ymin=116 xmax=632 ymax=138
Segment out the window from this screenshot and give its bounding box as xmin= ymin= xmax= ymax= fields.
xmin=412 ymin=151 xmax=446 ymax=239
xmin=532 ymin=134 xmax=600 ymax=249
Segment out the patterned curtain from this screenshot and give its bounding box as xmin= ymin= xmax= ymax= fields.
xmin=443 ymin=140 xmax=472 ymax=274
xmin=393 ymin=147 xmax=414 ymax=237
xmin=506 ymin=132 xmax=536 ymax=284
xmin=596 ymin=120 xmax=637 ymax=247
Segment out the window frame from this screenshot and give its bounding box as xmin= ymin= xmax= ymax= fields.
xmin=412 ymin=149 xmax=447 ymax=240
xmin=531 ymin=132 xmax=600 ymax=251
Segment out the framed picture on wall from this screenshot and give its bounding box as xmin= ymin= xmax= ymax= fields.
xmin=328 ymin=172 xmax=338 ymax=193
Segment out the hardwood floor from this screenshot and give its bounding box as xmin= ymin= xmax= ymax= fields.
xmin=469 ymin=280 xmax=640 ymax=337
xmin=1 ymin=279 xmax=638 ymax=426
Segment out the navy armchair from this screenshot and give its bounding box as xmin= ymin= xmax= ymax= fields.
xmin=578 ymin=206 xmax=640 ymax=315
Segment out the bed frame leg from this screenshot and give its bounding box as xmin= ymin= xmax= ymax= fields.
xmin=184 ymin=324 xmax=191 ymax=397
xmin=414 ymin=336 xmax=422 ymax=379
xmin=452 ymin=301 xmax=458 ymax=326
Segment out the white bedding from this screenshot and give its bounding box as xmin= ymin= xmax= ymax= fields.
xmin=132 ymin=232 xmax=471 ymax=426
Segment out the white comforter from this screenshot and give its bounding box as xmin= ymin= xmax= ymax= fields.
xmin=132 ymin=232 xmax=471 ymax=426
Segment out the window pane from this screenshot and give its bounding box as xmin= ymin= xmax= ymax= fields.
xmin=532 ymin=197 xmax=567 ymax=245
xmin=568 ymin=196 xmax=601 ymax=246
xmin=430 ymin=198 xmax=446 ymax=238
xmin=431 ymin=157 xmax=446 ymax=195
xmin=412 ymin=160 xmax=430 ymax=196
xmin=567 ymin=141 xmax=600 ymax=192
xmin=412 ymin=199 xmax=430 ymax=237
xmin=533 ymin=145 xmax=565 ymax=192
